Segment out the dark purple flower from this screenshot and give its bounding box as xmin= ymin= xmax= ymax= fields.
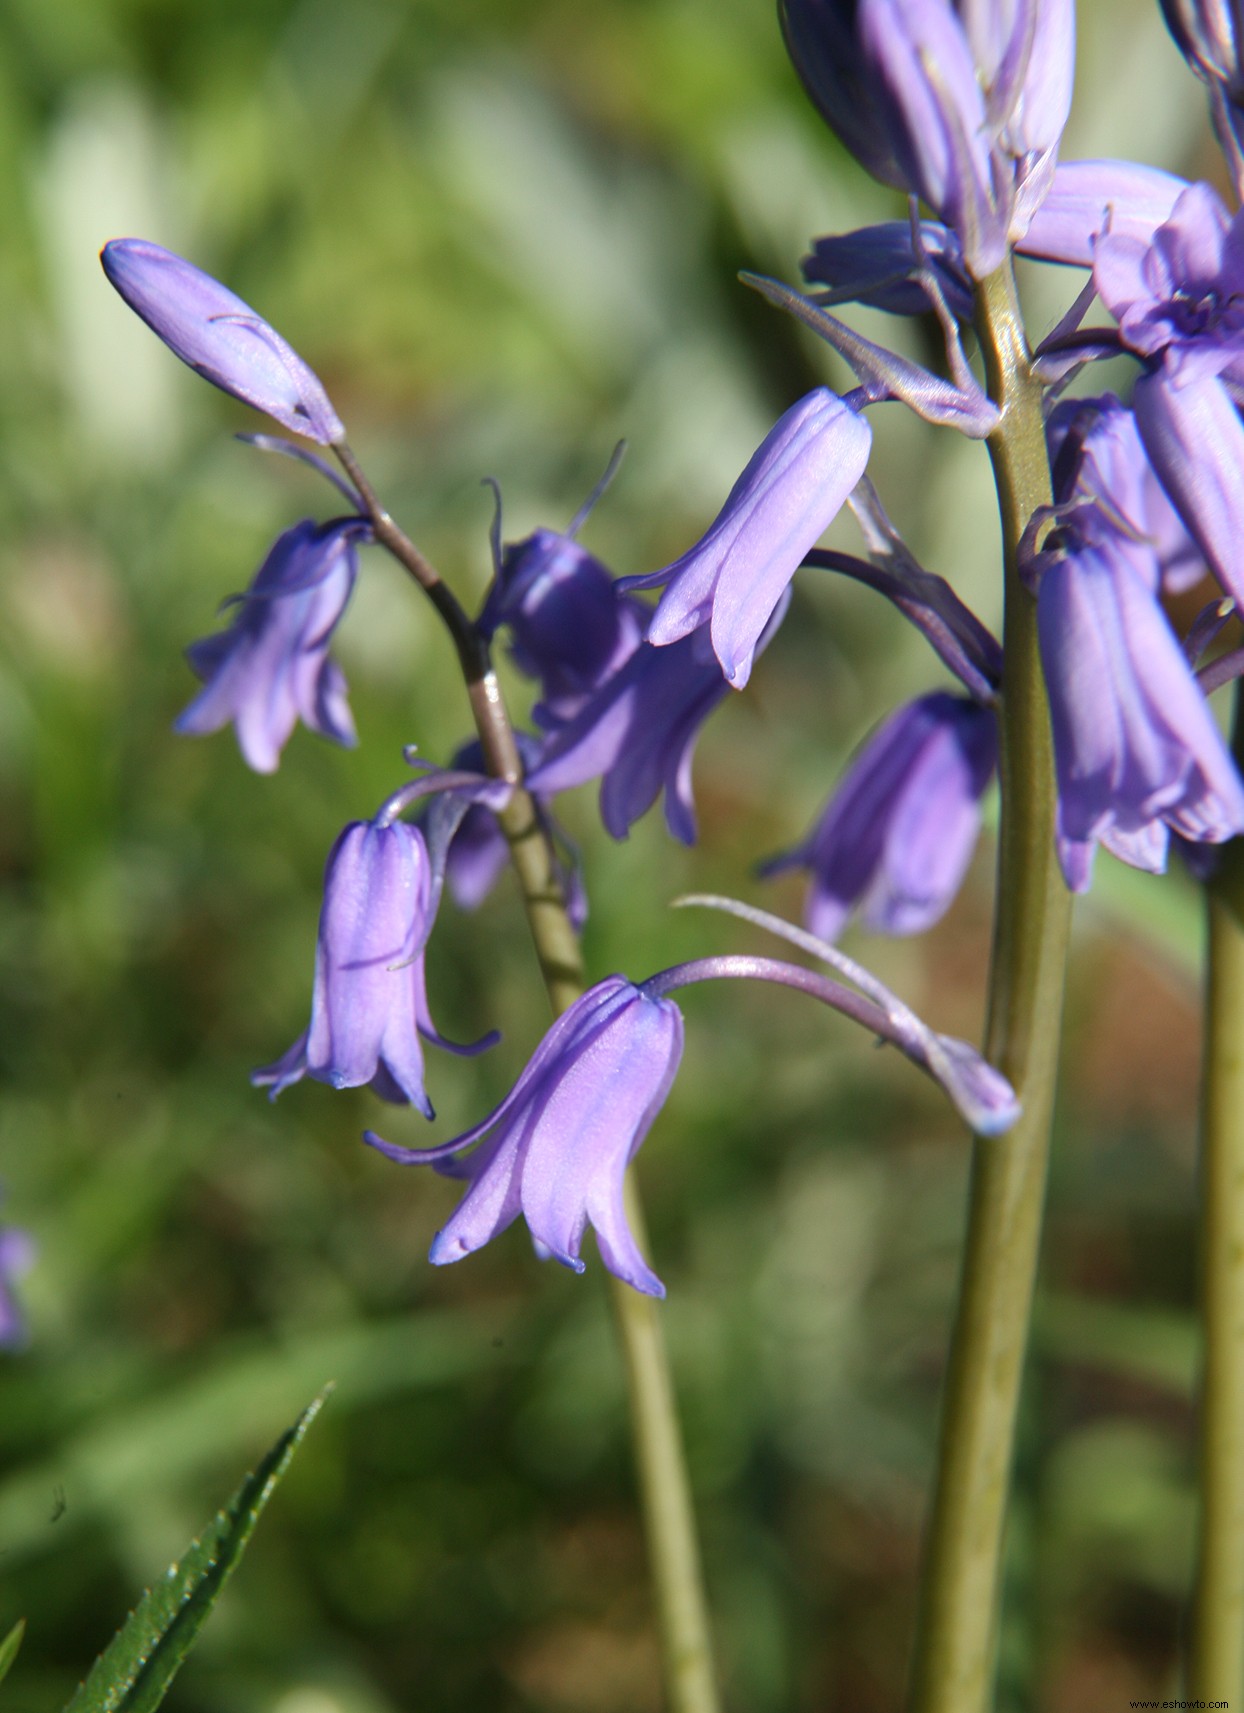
xmin=528 ymin=595 xmax=787 ymax=844
xmin=176 ymin=517 xmax=362 ymax=773
xmin=762 ymin=692 xmax=996 ymax=940
xmin=803 ymin=220 xmax=973 ymax=319
xmin=621 ymin=389 xmax=870 ymax=688
xmin=100 ymin=239 xmax=344 ymax=443
xmin=478 ymin=528 xmax=643 ymax=726
xmin=254 ymin=818 xmax=482 ymax=1115
xmin=0 ymin=1220 xmax=35 ymax=1350
xmin=366 ymin=976 xmax=681 ymax=1298
xmin=781 ymin=0 xmax=1075 ymax=277
xmin=1037 ymin=536 xmax=1244 ymax=890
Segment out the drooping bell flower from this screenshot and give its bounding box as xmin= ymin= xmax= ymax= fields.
xmin=367 ymin=976 xmax=682 ymax=1298
xmin=780 ymin=0 xmax=1075 ymax=277
xmin=762 ymin=692 xmax=997 ymax=941
xmin=100 ymin=238 xmax=344 ymax=443
xmin=478 ymin=526 xmax=644 ymax=726
xmin=254 ymin=817 xmax=486 ymax=1115
xmin=620 ymin=389 xmax=870 ymax=688
xmin=176 ymin=517 xmax=364 ymax=773
xmin=1037 ymin=536 xmax=1244 ymax=890
xmin=1160 ymin=1 xmax=1244 ymax=194
xmin=528 ymin=593 xmax=788 ymax=844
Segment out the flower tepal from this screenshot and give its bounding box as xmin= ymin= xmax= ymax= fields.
xmin=254 ymin=818 xmax=469 ymax=1115
xmin=176 ymin=517 xmax=362 ymax=774
xmin=101 ymin=238 xmax=344 ymax=443
xmin=623 ymin=388 xmax=871 ymax=689
xmin=366 ymin=977 xmax=683 ymax=1297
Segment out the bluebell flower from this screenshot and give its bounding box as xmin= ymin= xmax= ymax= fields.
xmin=803 ymin=220 xmax=974 ymax=319
xmin=100 ymin=239 xmax=344 ymax=443
xmin=1037 ymin=537 xmax=1244 ymax=890
xmin=479 ymin=525 xmax=643 ymax=726
xmin=176 ymin=517 xmax=363 ymax=773
xmin=621 ymin=389 xmax=870 ymax=688
xmin=528 ymin=595 xmax=788 ymax=844
xmin=366 ymin=976 xmax=681 ymax=1298
xmin=254 ymin=817 xmax=488 ymax=1114
xmin=0 ymin=1220 xmax=35 ymax=1350
xmin=781 ymin=0 xmax=1074 ymax=277
xmin=762 ymin=692 xmax=997 ymax=940
xmin=1018 ymin=159 xmax=1189 ymax=267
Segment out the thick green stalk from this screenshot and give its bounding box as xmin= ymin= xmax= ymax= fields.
xmin=908 ymin=262 xmax=1073 ymax=1713
xmin=1188 ymin=692 xmax=1244 ymax=1705
xmin=340 ymin=444 xmax=720 ymax=1713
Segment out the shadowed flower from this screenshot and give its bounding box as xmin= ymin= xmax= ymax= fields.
xmin=478 ymin=529 xmax=643 ymax=728
xmin=762 ymin=692 xmax=997 ymax=940
xmin=366 ymin=976 xmax=681 ymax=1298
xmin=528 ymin=594 xmax=788 ymax=844
xmin=620 ymin=389 xmax=870 ymax=688
xmin=100 ymin=238 xmax=344 ymax=443
xmin=1038 ymin=538 xmax=1244 ymax=889
xmin=781 ymin=0 xmax=1074 ymax=276
xmin=176 ymin=517 xmax=364 ymax=773
xmin=0 ymin=1219 xmax=35 ymax=1351
xmin=254 ymin=818 xmax=488 ymax=1115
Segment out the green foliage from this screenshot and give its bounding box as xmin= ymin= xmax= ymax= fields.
xmin=63 ymin=1394 xmax=324 ymax=1713
xmin=0 ymin=1622 xmax=25 ymax=1687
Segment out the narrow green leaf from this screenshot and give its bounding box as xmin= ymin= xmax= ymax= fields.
xmin=63 ymin=1389 xmax=327 ymax=1713
xmin=0 ymin=1618 xmax=25 ymax=1685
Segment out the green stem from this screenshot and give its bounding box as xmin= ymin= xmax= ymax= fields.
xmin=908 ymin=261 xmax=1073 ymax=1713
xmin=344 ymin=445 xmax=720 ymax=1713
xmin=1188 ymin=690 xmax=1244 ymax=1705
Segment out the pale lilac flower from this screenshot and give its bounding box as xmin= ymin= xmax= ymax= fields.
xmin=621 ymin=389 xmax=870 ymax=688
xmin=366 ymin=976 xmax=681 ymax=1298
xmin=1037 ymin=538 xmax=1244 ymax=890
xmin=1132 ymin=364 xmax=1244 ymax=605
xmin=1018 ymin=159 xmax=1189 ymax=267
xmin=101 ymin=239 xmax=344 ymax=443
xmin=762 ymin=692 xmax=997 ymax=940
xmin=254 ymin=818 xmax=486 ymax=1115
xmin=176 ymin=517 xmax=363 ymax=773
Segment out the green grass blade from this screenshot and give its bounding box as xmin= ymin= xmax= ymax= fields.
xmin=0 ymin=1619 xmax=25 ymax=1685
xmin=62 ymin=1390 xmax=327 ymax=1713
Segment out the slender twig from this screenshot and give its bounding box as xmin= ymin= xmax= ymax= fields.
xmin=907 ymin=260 xmax=1072 ymax=1713
xmin=343 ymin=443 xmax=721 ymax=1713
xmin=1187 ymin=686 xmax=1244 ymax=1706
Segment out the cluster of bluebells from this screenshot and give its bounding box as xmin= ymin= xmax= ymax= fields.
xmin=94 ymin=0 xmax=1244 ymax=1302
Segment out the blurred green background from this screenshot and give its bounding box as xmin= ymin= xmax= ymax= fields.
xmin=0 ymin=1 xmax=1230 ymax=1708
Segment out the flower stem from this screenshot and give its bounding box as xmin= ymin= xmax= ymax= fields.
xmin=907 ymin=261 xmax=1072 ymax=1713
xmin=1187 ymin=691 xmax=1244 ymax=1706
xmin=350 ymin=448 xmax=720 ymax=1713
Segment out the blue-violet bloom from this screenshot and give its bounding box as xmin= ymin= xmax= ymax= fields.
xmin=254 ymin=818 xmax=480 ymax=1115
xmin=621 ymin=389 xmax=870 ymax=688
xmin=101 ymin=238 xmax=344 ymax=443
xmin=762 ymin=691 xmax=997 ymax=940
xmin=478 ymin=528 xmax=643 ymax=727
xmin=366 ymin=975 xmax=681 ymax=1298
xmin=1037 ymin=537 xmax=1244 ymax=890
xmin=528 ymin=593 xmax=788 ymax=844
xmin=176 ymin=517 xmax=363 ymax=773
xmin=0 ymin=1218 xmax=35 ymax=1350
